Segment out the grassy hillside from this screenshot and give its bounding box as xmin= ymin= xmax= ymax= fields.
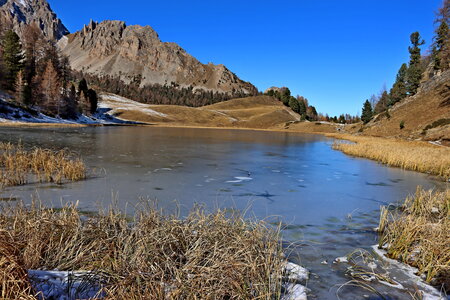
xmin=359 ymin=70 xmax=450 ymax=144
xmin=99 ymin=94 xmax=301 ymax=129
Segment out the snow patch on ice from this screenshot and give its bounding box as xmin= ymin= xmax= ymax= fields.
xmin=284 ymin=262 xmax=309 ymax=283
xmin=281 ymin=283 xmax=308 ymax=300
xmin=28 ymin=270 xmax=103 ymax=300
xmin=235 ymin=176 xmax=252 ymax=181
xmin=282 ymin=262 xmax=309 ymax=300
xmin=371 ymin=245 xmax=445 ymax=299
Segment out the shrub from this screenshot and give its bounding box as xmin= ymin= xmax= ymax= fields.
xmin=423 ymin=118 xmax=450 ymax=131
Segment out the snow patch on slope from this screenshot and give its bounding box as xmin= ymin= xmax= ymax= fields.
xmin=99 ymin=93 xmax=168 ymax=118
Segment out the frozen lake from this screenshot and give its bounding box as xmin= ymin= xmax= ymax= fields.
xmin=0 ymin=126 xmax=444 ymax=299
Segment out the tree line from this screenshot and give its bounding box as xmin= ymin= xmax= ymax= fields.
xmin=360 ymin=0 xmax=449 ymax=124
xmin=72 ymin=71 xmax=258 ymax=108
xmin=0 ymin=21 xmax=98 ymax=118
xmin=1 ymin=22 xmax=253 ymax=119
xmin=265 ymin=87 xmax=319 ymax=121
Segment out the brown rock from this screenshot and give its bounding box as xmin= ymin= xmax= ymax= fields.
xmin=60 ymin=20 xmax=257 ymax=95
xmin=0 ymin=0 xmax=69 ymax=40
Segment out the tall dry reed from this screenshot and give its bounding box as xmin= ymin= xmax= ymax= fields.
xmin=0 ymin=201 xmax=285 ymax=299
xmin=0 ymin=142 xmax=86 ymax=187
xmin=330 ymin=134 xmax=450 ymax=179
xmin=378 ymin=187 xmax=450 ymax=292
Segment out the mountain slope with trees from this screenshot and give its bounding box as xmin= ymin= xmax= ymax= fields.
xmin=354 ymin=0 xmax=450 ymax=144
xmin=59 ymin=20 xmax=258 ymax=107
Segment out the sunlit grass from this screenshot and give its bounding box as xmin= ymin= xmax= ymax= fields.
xmin=0 ymin=142 xmax=86 ymax=187
xmin=329 ymin=134 xmax=450 ymax=179
xmin=0 ymin=201 xmax=285 ymax=299
xmin=378 ymin=187 xmax=450 ymax=292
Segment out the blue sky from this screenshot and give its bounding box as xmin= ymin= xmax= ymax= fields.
xmin=51 ymin=0 xmax=442 ymax=116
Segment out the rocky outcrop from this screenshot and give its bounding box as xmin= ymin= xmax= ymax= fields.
xmin=60 ymin=20 xmax=257 ymax=95
xmin=0 ymin=0 xmax=68 ymax=40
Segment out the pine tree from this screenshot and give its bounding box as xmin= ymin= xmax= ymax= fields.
xmin=79 ymin=92 xmax=90 ymax=115
xmin=86 ymin=88 xmax=98 ymax=115
xmin=389 ymin=63 xmax=408 ymax=105
xmin=280 ymin=88 xmax=291 ymax=106
xmin=432 ymin=21 xmax=449 ymax=70
xmin=432 ymin=0 xmax=450 ymax=71
xmin=288 ymin=97 xmax=300 ymax=113
xmin=14 ymin=70 xmax=26 ymax=105
xmin=60 ymin=84 xmax=78 ymax=119
xmin=361 ymin=100 xmax=373 ymax=124
xmin=40 ymin=60 xmax=61 ymax=116
xmin=1 ymin=30 xmax=23 ymax=90
xmin=78 ymin=78 xmax=88 ymax=96
xmin=406 ymin=32 xmax=425 ymax=96
xmin=374 ymin=90 xmax=390 ymax=114
xmin=298 ymin=98 xmax=306 ymax=117
xmin=307 ymin=106 xmax=318 ymax=121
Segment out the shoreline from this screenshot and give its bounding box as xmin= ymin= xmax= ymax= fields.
xmin=1 ymin=120 xmax=448 ymax=180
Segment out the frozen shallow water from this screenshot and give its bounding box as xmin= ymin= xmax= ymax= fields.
xmin=0 ymin=126 xmax=445 ymax=299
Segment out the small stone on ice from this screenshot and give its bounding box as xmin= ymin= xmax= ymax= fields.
xmin=284 ymin=262 xmax=309 ymax=283
xmin=333 ymin=256 xmax=348 ymax=263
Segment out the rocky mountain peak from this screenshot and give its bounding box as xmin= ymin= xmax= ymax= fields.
xmin=0 ymin=0 xmax=69 ymax=40
xmin=61 ymin=20 xmax=257 ymax=95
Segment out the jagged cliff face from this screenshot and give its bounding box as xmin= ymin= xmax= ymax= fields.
xmin=0 ymin=0 xmax=68 ymax=40
xmin=60 ymin=20 xmax=257 ymax=95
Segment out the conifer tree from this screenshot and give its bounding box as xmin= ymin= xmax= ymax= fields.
xmin=61 ymin=84 xmax=78 ymax=119
xmin=1 ymin=30 xmax=23 ymax=90
xmin=361 ymin=100 xmax=373 ymax=124
xmin=374 ymin=90 xmax=390 ymax=114
xmin=78 ymin=78 xmax=88 ymax=96
xmin=298 ymin=98 xmax=307 ymax=117
xmin=40 ymin=60 xmax=61 ymax=115
xmin=389 ymin=63 xmax=408 ymax=105
xmin=406 ymin=32 xmax=425 ymax=96
xmin=14 ymin=70 xmax=26 ymax=105
xmin=86 ymin=88 xmax=98 ymax=115
xmin=289 ymin=97 xmax=300 ymax=113
xmin=432 ymin=0 xmax=450 ymax=71
xmin=307 ymin=106 xmax=318 ymax=121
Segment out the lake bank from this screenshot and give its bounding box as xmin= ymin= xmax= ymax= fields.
xmin=1 ymin=118 xmax=448 ymax=184
xmin=0 ymin=201 xmax=304 ymax=299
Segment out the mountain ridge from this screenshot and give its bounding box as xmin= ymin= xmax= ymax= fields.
xmin=60 ymin=19 xmax=257 ymax=96
xmin=0 ymin=0 xmax=68 ymax=40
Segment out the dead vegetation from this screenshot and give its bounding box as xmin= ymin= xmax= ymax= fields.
xmin=0 ymin=201 xmax=285 ymax=299
xmin=360 ymin=70 xmax=450 ymax=141
xmin=330 ymin=134 xmax=450 ymax=179
xmin=0 ymin=142 xmax=86 ymax=187
xmin=378 ymin=187 xmax=450 ymax=292
xmin=0 ymin=230 xmax=36 ymax=299
xmin=100 ymin=94 xmax=300 ymax=130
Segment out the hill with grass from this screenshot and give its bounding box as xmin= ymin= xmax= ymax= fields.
xmin=357 ymin=70 xmax=450 ymax=145
xmin=99 ymin=93 xmax=300 ymax=129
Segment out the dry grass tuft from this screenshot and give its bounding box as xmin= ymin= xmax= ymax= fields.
xmin=330 ymin=134 xmax=450 ymax=179
xmin=0 ymin=201 xmax=285 ymax=299
xmin=378 ymin=187 xmax=450 ymax=292
xmin=0 ymin=142 xmax=86 ymax=187
xmin=0 ymin=230 xmax=36 ymax=299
